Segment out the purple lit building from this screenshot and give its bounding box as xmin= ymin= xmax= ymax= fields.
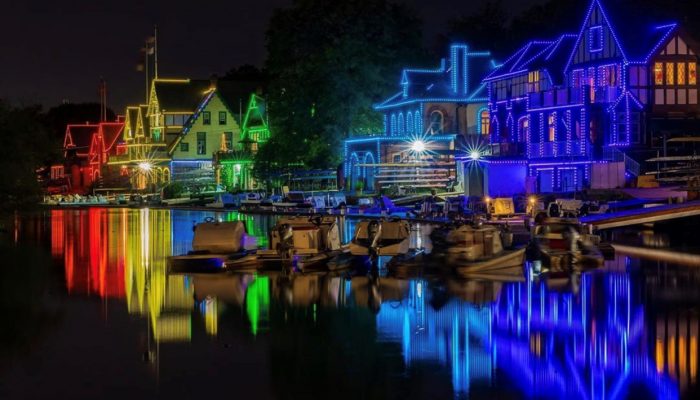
xmin=483 ymin=0 xmax=700 ymax=194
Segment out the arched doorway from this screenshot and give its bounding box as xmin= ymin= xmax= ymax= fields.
xmin=349 ymin=153 xmax=360 ymax=191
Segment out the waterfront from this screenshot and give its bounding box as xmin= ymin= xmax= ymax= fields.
xmin=1 ymin=208 xmax=699 ymax=399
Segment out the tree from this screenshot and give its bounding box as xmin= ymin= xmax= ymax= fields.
xmin=0 ymin=101 xmax=59 ymax=208
xmin=43 ymin=102 xmax=115 ymax=142
xmin=442 ymin=0 xmax=512 ymax=59
xmin=264 ymin=0 xmax=427 ymax=169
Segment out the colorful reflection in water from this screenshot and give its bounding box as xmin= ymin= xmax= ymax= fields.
xmin=41 ymin=209 xmax=700 ymax=399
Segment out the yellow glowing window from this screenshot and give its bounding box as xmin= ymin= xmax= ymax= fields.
xmin=528 ymin=71 xmax=540 ymax=92
xmin=654 ymin=63 xmax=663 ymax=85
xmin=666 ymin=63 xmax=675 ymax=85
xmin=480 ymin=110 xmax=490 ymax=135
xmin=548 ymin=114 xmax=556 ymax=142
xmin=678 ymin=63 xmax=686 ymax=85
xmin=690 ymin=62 xmax=697 ymax=85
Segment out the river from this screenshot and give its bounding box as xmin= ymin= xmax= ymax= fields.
xmin=0 ymin=208 xmax=698 ymax=399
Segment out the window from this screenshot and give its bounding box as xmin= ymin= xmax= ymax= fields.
xmin=429 ymin=110 xmax=444 ymax=134
xmin=690 ymin=62 xmax=697 ymax=85
xmin=197 ymin=132 xmax=206 ymax=155
xmin=398 ymin=114 xmax=405 ymax=134
xmin=678 ymin=63 xmax=687 ymax=85
xmin=219 ymin=111 xmax=227 ymax=125
xmin=528 ymin=71 xmax=540 ymax=92
xmin=599 ymin=65 xmax=618 ymax=86
xmin=518 ymin=117 xmax=529 ymax=142
xmin=406 ymin=113 xmax=413 ymax=134
xmin=654 ymin=63 xmax=663 ymax=85
xmin=589 ymin=26 xmax=603 ymax=53
xmin=480 ymin=110 xmax=490 ymax=135
xmin=202 ymin=111 xmax=211 ymax=125
xmin=572 ymin=70 xmax=584 ymax=87
xmin=224 ymin=132 xmax=233 ymax=150
xmin=390 ymin=114 xmax=397 ymax=134
xmin=666 ymin=63 xmax=675 ymax=85
xmin=180 ymin=142 xmax=189 ymax=152
xmin=548 ymin=114 xmax=556 ymax=142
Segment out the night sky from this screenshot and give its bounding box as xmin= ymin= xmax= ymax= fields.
xmin=1 ymin=0 xmax=544 ymax=111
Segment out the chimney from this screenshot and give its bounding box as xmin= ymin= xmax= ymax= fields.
xmin=450 ymin=44 xmax=469 ymax=96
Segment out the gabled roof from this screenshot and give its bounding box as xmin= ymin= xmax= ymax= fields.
xmin=564 ymin=0 xmax=682 ymax=70
xmin=376 ymin=45 xmax=496 ymax=110
xmin=151 ymin=78 xmax=211 ymax=112
xmin=64 ymin=124 xmax=99 ymax=151
xmin=483 ymin=40 xmax=556 ymax=82
xmin=217 ymin=81 xmax=264 ymax=124
xmin=125 ymin=106 xmax=140 ymax=139
xmin=99 ymin=122 xmax=125 ymax=153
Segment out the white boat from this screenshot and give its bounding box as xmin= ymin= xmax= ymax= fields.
xmin=349 ymin=219 xmax=411 ymax=257
xmin=527 ymin=218 xmax=605 ymax=273
xmin=235 ymin=216 xmax=348 ymax=271
xmin=205 ymin=193 xmax=236 ymax=209
xmin=168 ymin=220 xmax=258 ymax=273
xmin=431 ymin=223 xmax=525 ymax=277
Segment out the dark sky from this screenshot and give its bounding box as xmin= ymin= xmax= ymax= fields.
xmin=0 ymin=0 xmax=544 ymax=111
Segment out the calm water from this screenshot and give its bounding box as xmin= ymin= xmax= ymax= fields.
xmin=1 ymin=208 xmax=699 ymax=400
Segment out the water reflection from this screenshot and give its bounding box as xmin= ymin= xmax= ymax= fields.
xmin=40 ymin=209 xmax=700 ymax=399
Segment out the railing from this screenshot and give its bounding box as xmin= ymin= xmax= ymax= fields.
xmin=592 ymin=86 xmax=621 ymax=104
xmin=527 ymin=141 xmax=587 ymax=158
xmin=600 ymin=147 xmax=641 ymax=176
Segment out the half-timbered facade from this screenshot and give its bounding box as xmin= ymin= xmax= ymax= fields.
xmin=483 ymin=0 xmax=700 ymax=194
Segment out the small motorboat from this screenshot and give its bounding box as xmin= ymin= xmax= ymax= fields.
xmin=527 ymin=217 xmax=607 ymax=273
xmin=168 ymin=220 xmax=258 ymax=273
xmin=430 ymin=222 xmax=526 ymax=278
xmin=205 ymin=193 xmax=236 ymax=209
xmin=349 ymin=218 xmax=411 ymax=257
xmin=246 ymin=215 xmax=348 ymax=271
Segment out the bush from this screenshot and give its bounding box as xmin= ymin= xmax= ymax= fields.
xmin=162 ymin=182 xmax=184 ymax=199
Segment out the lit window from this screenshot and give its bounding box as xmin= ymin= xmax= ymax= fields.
xmin=519 ymin=118 xmax=529 ymax=142
xmin=203 ymin=111 xmax=211 ymax=125
xmin=678 ymin=63 xmax=686 ymax=85
xmin=480 ymin=110 xmax=490 ymax=135
xmin=666 ymin=63 xmax=675 ymax=85
xmin=548 ymin=114 xmax=556 ymax=142
xmin=654 ymin=63 xmax=664 ymax=85
xmin=690 ymin=63 xmax=697 ymax=85
xmin=528 ymin=71 xmax=540 ymax=92
xmin=219 ymin=111 xmax=227 ymax=125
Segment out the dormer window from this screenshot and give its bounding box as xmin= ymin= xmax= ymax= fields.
xmin=589 ymin=26 xmax=603 ymax=53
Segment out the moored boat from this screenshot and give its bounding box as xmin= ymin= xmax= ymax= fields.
xmin=168 ymin=220 xmax=258 ymax=273
xmin=349 ymin=218 xmax=411 ymax=257
xmin=431 ymin=223 xmax=526 ymax=278
xmin=527 ymin=217 xmax=608 ymax=273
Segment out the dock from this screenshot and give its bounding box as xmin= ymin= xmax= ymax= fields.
xmin=581 ymin=200 xmax=700 ymax=229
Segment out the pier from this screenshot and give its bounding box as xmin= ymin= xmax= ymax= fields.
xmin=581 ymin=200 xmax=700 ymax=230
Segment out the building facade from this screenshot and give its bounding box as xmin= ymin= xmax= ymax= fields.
xmin=483 ymin=0 xmax=700 ymax=194
xmin=343 ymin=44 xmax=497 ymax=193
xmin=61 ymin=122 xmax=125 ymax=193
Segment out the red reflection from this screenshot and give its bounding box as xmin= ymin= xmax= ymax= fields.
xmin=50 ymin=209 xmax=125 ymax=298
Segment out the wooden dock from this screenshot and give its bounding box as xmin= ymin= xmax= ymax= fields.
xmin=581 ymin=200 xmax=700 ymax=229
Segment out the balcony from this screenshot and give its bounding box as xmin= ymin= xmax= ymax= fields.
xmin=527 ymin=141 xmax=588 ymax=158
xmin=528 ymin=87 xmax=584 ymax=109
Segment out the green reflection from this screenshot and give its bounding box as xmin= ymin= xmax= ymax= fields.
xmin=246 ymin=276 xmax=270 ymax=336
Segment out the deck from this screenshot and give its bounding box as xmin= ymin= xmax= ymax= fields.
xmin=581 ymin=200 xmax=700 ymax=229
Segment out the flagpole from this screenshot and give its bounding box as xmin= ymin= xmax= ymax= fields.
xmin=154 ymin=25 xmax=158 ymax=79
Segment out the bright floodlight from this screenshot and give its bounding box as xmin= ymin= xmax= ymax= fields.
xmin=411 ymin=139 xmax=426 ymax=153
xmin=138 ymin=162 xmax=152 ymax=172
xmin=469 ymin=150 xmax=480 ymax=160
